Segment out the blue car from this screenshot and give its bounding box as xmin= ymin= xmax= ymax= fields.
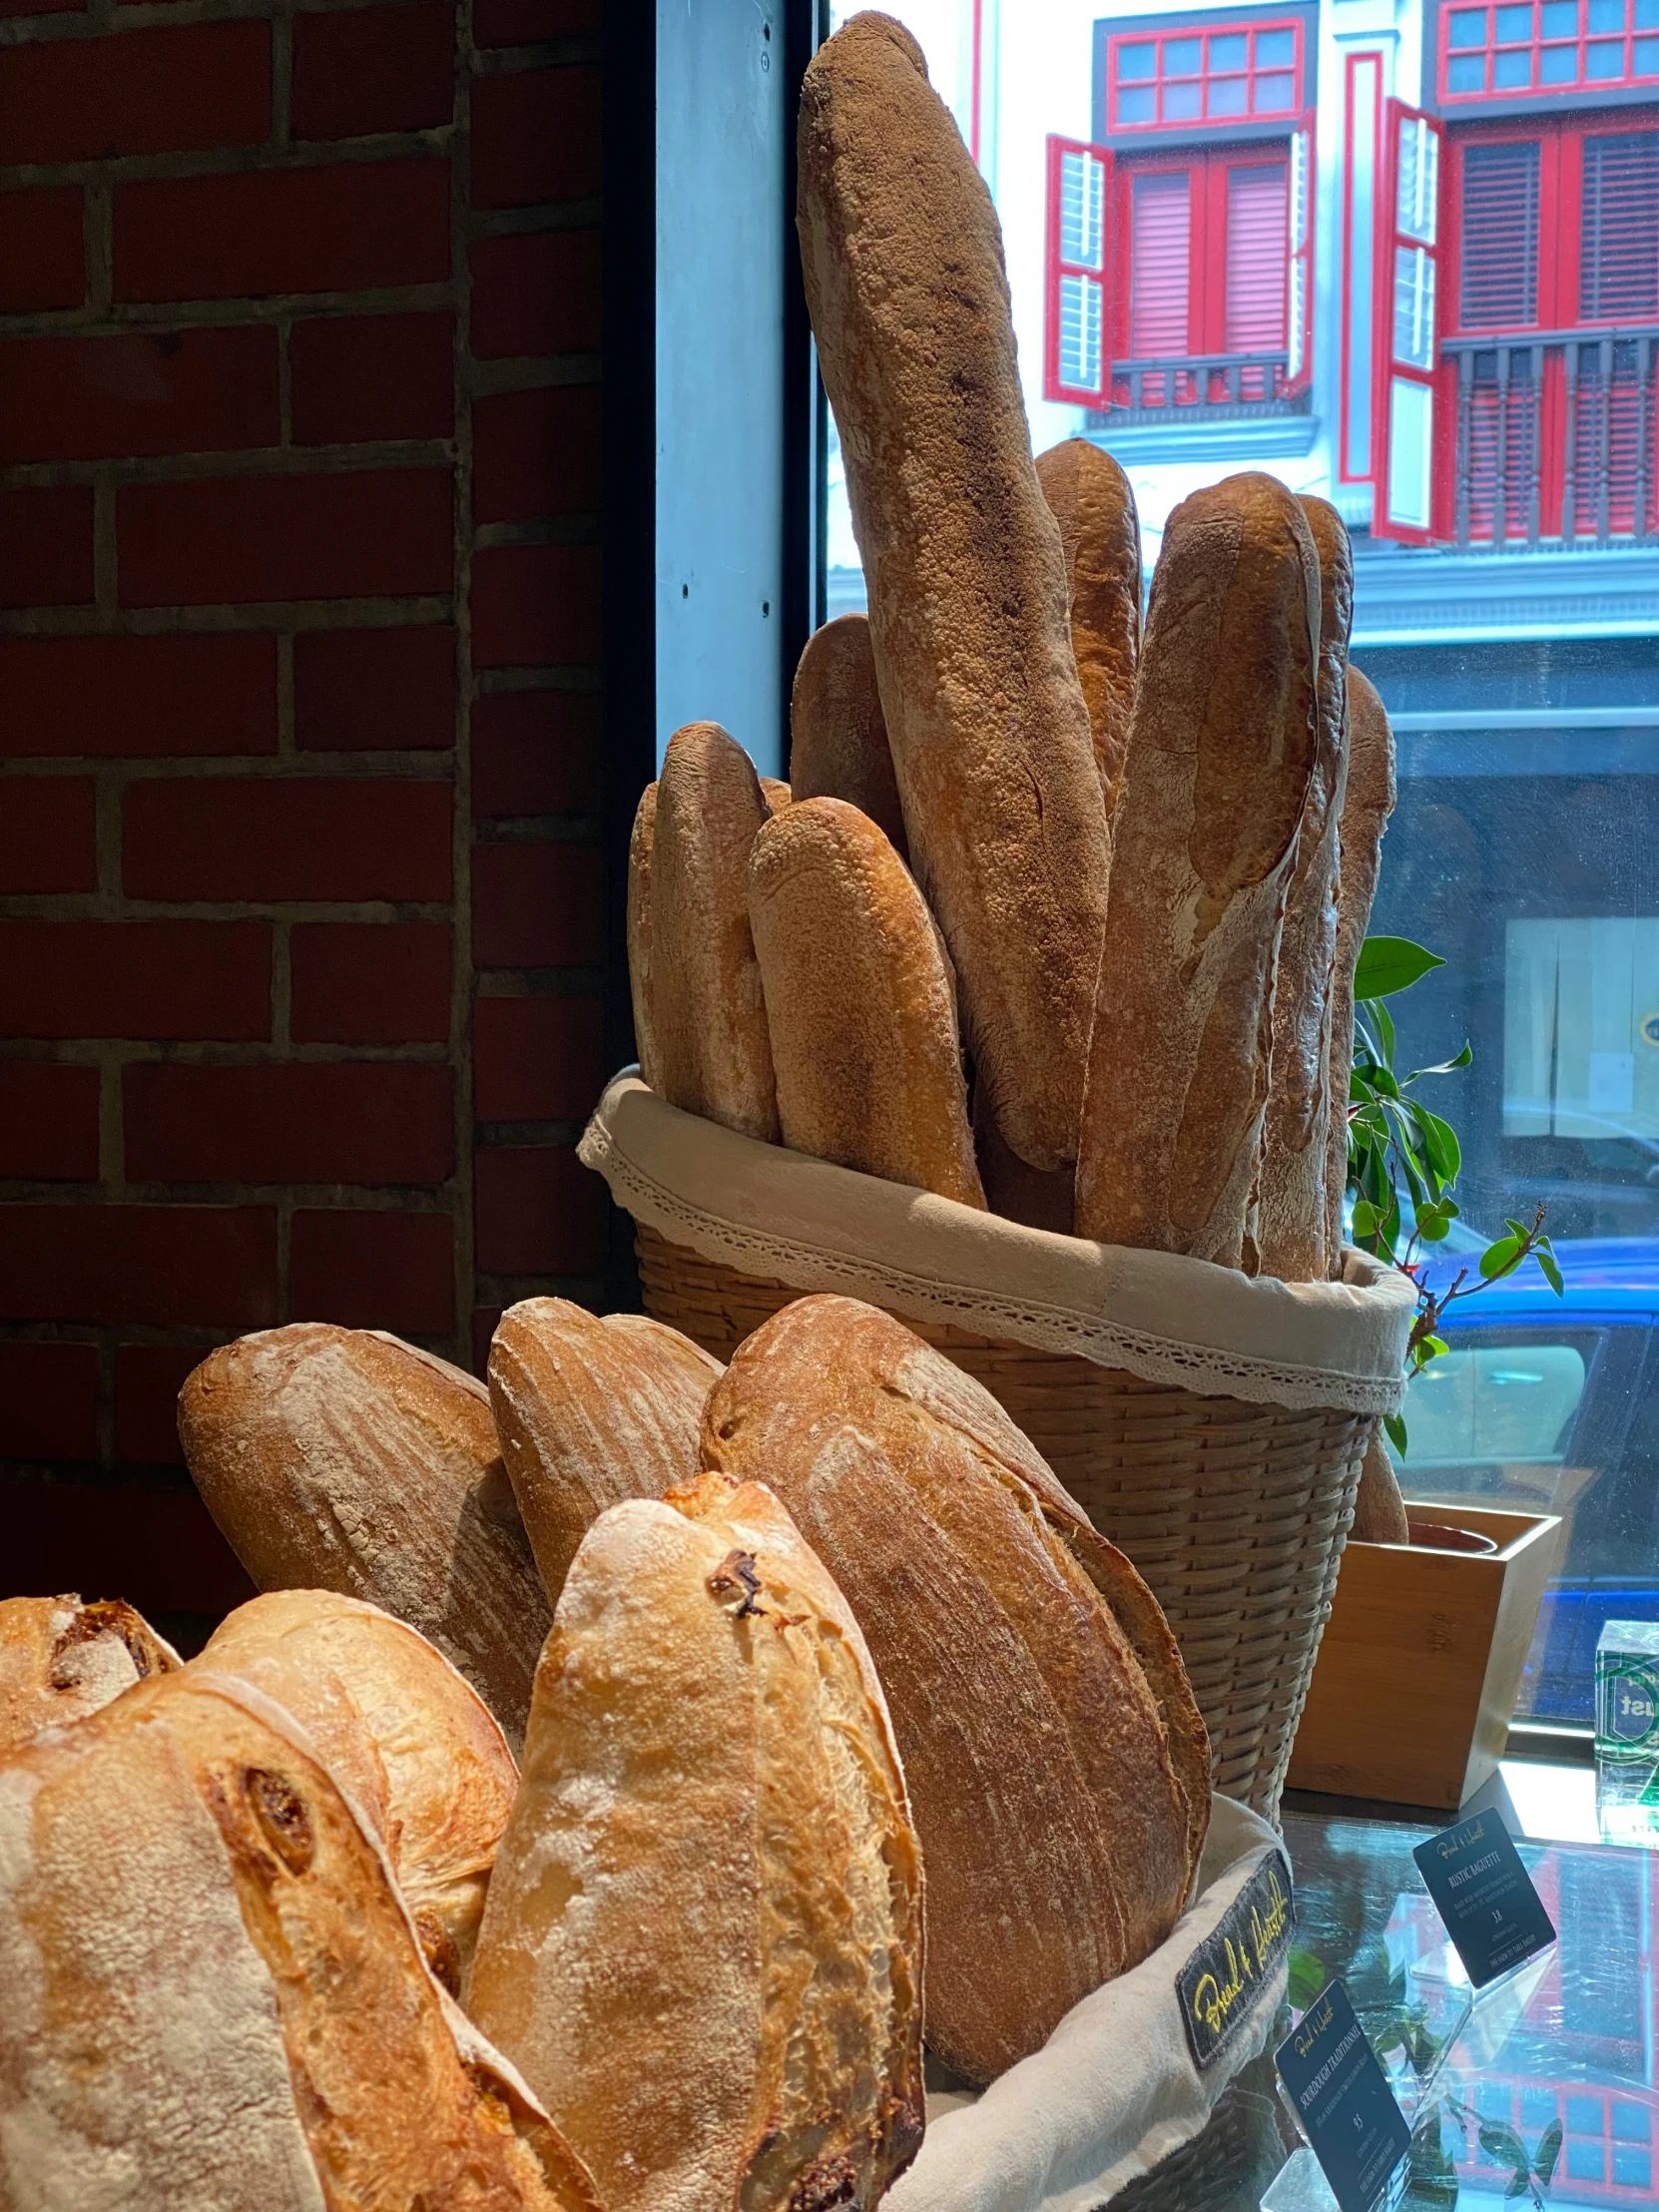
xmin=1395 ymin=1238 xmax=1659 ymax=1728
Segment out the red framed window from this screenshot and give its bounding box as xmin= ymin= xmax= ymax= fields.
xmin=1043 ymin=137 xmax=1113 ymax=404
xmin=1439 ymin=0 xmax=1659 ymax=106
xmin=1106 ymin=19 xmax=1304 ymax=133
xmin=1372 ymin=101 xmax=1444 ymax=541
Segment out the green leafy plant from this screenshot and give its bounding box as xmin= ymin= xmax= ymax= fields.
xmin=1346 ymin=935 xmax=1563 ymax=1457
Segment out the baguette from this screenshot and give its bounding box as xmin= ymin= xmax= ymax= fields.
xmin=0 ymin=1594 xmax=179 ymax=1757
xmin=487 ymin=1297 xmax=724 ymax=1600
xmin=200 ymin=1588 xmax=519 ymax=1991
xmin=468 ymin=1471 xmax=924 ymax=2212
xmin=0 ymin=1669 xmax=598 ymax=2212
xmin=179 ymin=1325 xmax=550 ymax=1749
xmin=1254 ymin=496 xmax=1355 ymax=1281
xmin=760 ymin=775 xmax=793 ymax=816
xmin=701 ymin=1294 xmax=1206 ymax=2083
xmin=1035 ymin=437 xmax=1142 ymax=822
xmin=798 ymin=15 xmax=1109 ymax=1174
xmin=789 ymin=613 xmax=908 ymax=859
xmin=748 ymin=796 xmax=985 ymax=1205
xmin=1075 ymin=472 xmax=1322 ymax=1265
xmin=1324 ymin=667 xmax=1397 ymax=1272
xmin=626 ymin=780 xmax=661 ymax=1086
xmin=650 ymin=720 xmax=779 ymax=1140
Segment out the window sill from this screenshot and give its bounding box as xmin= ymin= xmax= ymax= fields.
xmin=1087 ymin=410 xmax=1320 ymax=465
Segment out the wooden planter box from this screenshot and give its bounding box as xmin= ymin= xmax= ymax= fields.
xmin=1285 ymin=1504 xmax=1565 ymax=1811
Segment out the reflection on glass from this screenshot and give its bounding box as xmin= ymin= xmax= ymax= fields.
xmin=1493 ymin=46 xmax=1535 ymax=82
xmin=1116 ymin=83 xmax=1154 ymax=123
xmin=1252 ymin=70 xmax=1296 ymax=110
xmin=1542 ymin=0 xmax=1582 ymax=30
xmin=1208 ymin=75 xmax=1248 ymax=117
xmin=1255 ymin=25 xmax=1296 ymax=65
xmin=1587 ymin=34 xmax=1627 ymax=68
xmin=1164 ymin=35 xmax=1202 ymax=73
xmin=1637 ymin=31 xmax=1659 ymax=63
xmin=1117 ymin=39 xmax=1154 ymax=80
xmin=1639 ymin=0 xmax=1659 ymax=30
xmin=1449 ymin=5 xmax=1492 ymax=41
xmin=1448 ymin=50 xmax=1489 ymax=86
xmin=1164 ymin=77 xmax=1202 ymax=118
xmin=1588 ymin=0 xmax=1627 ymax=27
xmin=1540 ymin=38 xmax=1583 ymax=73
xmin=1496 ymin=0 xmax=1536 ymax=31
xmin=1208 ymin=31 xmax=1247 ymax=70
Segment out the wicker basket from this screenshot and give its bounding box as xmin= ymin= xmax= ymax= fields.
xmin=637 ymin=1220 xmax=1373 ymax=1821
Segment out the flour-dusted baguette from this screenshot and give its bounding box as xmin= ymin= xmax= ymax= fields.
xmin=1075 ymin=473 xmax=1322 ymax=1265
xmin=789 ymin=613 xmax=908 ymax=860
xmin=650 ymin=720 xmax=779 ymax=1140
xmin=627 ymin=780 xmax=661 ymax=1086
xmin=760 ymin=775 xmax=793 ymax=816
xmin=749 ymin=797 xmax=985 ymax=1206
xmin=487 ymin=1298 xmax=724 ymax=1601
xmin=0 ymin=1669 xmax=598 ymax=2212
xmin=1035 ymin=438 xmax=1142 ymax=823
xmin=1324 ymin=667 xmax=1398 ymax=1273
xmin=179 ymin=1326 xmax=550 ymax=1748
xmin=200 ymin=1588 xmax=519 ymax=1991
xmin=701 ymin=1294 xmax=1206 ymax=2084
xmin=799 ymin=16 xmax=1109 ymax=1175
xmin=1255 ymin=496 xmax=1355 ymax=1281
xmin=469 ymin=1472 xmax=924 ymax=2212
xmin=0 ymin=1594 xmax=179 ymax=1757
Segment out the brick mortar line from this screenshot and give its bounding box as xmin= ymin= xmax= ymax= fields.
xmin=1 ymin=442 xmax=458 ymax=489
xmin=475 ymin=1273 xmax=604 ymax=1305
xmin=468 ymin=196 xmax=601 ymax=240
xmin=0 ymin=1182 xmax=466 ymax=1207
xmin=473 ymin=663 xmax=602 ymax=694
xmin=0 ymin=131 xmax=454 ymax=191
xmin=0 ymin=896 xmax=460 ymax=920
xmin=0 ymin=1041 xmax=463 ymax=1064
xmin=472 ymin=815 xmax=601 ymax=842
xmin=0 ymin=596 xmax=455 ymax=635
xmin=473 ymin=1119 xmax=585 ymax=1146
xmin=472 ymin=515 xmax=598 ymax=549
xmin=0 ymin=288 xmax=462 ymax=341
xmin=0 ymin=754 xmax=458 ymax=779
xmin=472 ymin=970 xmax=604 ymax=999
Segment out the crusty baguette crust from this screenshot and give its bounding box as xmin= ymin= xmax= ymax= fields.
xmin=798 ymin=16 xmax=1109 ymax=1173
xmin=701 ymin=1294 xmax=1202 ymax=2083
xmin=468 ymin=1475 xmax=924 ymax=2212
xmin=0 ymin=1669 xmax=598 ymax=2212
xmin=789 ymin=614 xmax=908 ymax=859
xmin=749 ymin=797 xmax=985 ymax=1206
xmin=1075 ymin=473 xmax=1322 ymax=1264
xmin=650 ymin=720 xmax=779 ymax=1140
xmin=201 ymin=1588 xmax=519 ymax=1992
xmin=1035 ymin=438 xmax=1142 ymax=823
xmin=626 ymin=780 xmax=661 ymax=1086
xmin=0 ymin=1594 xmax=179 ymax=1758
xmin=759 ymin=775 xmax=793 ymax=817
xmin=1255 ymin=496 xmax=1355 ymax=1281
xmin=178 ymin=1325 xmax=550 ymax=1749
xmin=487 ymin=1298 xmax=723 ymax=1600
xmin=1324 ymin=667 xmax=1397 ymax=1272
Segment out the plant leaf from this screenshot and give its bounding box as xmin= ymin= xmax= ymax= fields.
xmin=1480 ymin=1235 xmax=1524 ymax=1281
xmin=1407 ymin=1042 xmax=1475 ymax=1079
xmin=1356 ymin=936 xmax=1446 ymax=998
xmin=1385 ymin=1411 xmax=1408 ymax=1455
xmin=1532 ymin=2119 xmax=1562 ymax=2186
xmin=1415 ymin=1109 xmax=1463 ymax=1186
xmin=1537 ymin=1246 xmax=1565 ymax=1297
xmin=1286 ymin=1945 xmax=1327 ymax=2009
xmin=1478 ymin=2122 xmax=1529 ymax=2171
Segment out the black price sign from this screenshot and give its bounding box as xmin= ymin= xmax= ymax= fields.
xmin=1412 ymin=1812 xmax=1556 ymax=1989
xmin=1275 ymin=1980 xmax=1410 ymax=2212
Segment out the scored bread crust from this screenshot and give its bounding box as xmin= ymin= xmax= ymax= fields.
xmin=626 ymin=781 xmax=661 ymax=1087
xmin=467 ymin=1475 xmax=924 ymax=2212
xmin=178 ymin=1325 xmax=550 ymax=1750
xmin=1255 ymin=496 xmax=1355 ymax=1282
xmin=749 ymin=797 xmax=986 ymax=1207
xmin=798 ymin=15 xmax=1109 ymax=1174
xmin=759 ymin=776 xmax=793 ymax=817
xmin=0 ymin=1593 xmax=180 ymax=1758
xmin=0 ymin=1669 xmax=599 ymax=2212
xmin=1324 ymin=666 xmax=1398 ymax=1273
xmin=200 ymin=1588 xmax=520 ymax=1992
xmin=1035 ymin=438 xmax=1142 ymax=824
xmin=701 ymin=1294 xmax=1204 ymax=2084
xmin=486 ymin=1297 xmax=724 ymax=1601
xmin=1075 ymin=472 xmax=1322 ymax=1265
xmin=789 ymin=614 xmax=909 ymax=860
xmin=650 ymin=720 xmax=779 ymax=1141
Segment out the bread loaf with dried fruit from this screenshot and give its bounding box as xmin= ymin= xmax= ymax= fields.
xmin=0 ymin=1593 xmax=179 ymax=1757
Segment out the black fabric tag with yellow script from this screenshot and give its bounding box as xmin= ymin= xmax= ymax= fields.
xmin=1177 ymin=1847 xmax=1295 ymax=2070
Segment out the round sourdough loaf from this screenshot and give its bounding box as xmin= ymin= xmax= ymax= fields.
xmin=486 ymin=1298 xmax=724 ymax=1601
xmin=178 ymin=1325 xmax=550 ymax=1748
xmin=0 ymin=1593 xmax=179 ymax=1758
xmin=468 ymin=1472 xmax=925 ymax=2212
xmin=200 ymin=1588 xmax=519 ymax=1991
xmin=789 ymin=613 xmax=909 ymax=861
xmin=1324 ymin=666 xmax=1397 ymax=1274
xmin=1035 ymin=438 xmax=1142 ymax=825
xmin=0 ymin=1669 xmax=599 ymax=2212
xmin=700 ymin=1294 xmax=1208 ymax=2084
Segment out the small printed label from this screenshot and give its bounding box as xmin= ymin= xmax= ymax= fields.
xmin=1598 ymin=1657 xmax=1659 ymax=1749
xmin=1412 ymin=1812 xmax=1556 ymax=1989
xmin=1177 ymin=1848 xmax=1295 ymax=2070
xmin=1275 ymin=1980 xmax=1410 ymax=2212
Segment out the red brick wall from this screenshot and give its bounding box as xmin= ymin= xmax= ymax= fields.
xmin=0 ymin=0 xmax=607 ymax=1617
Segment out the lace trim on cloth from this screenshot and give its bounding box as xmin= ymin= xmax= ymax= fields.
xmin=579 ymin=1079 xmax=1413 ymax=1417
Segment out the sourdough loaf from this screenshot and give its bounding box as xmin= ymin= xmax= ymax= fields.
xmin=789 ymin=613 xmax=908 ymax=860
xmin=1075 ymin=472 xmax=1322 ymax=1265
xmin=179 ymin=1325 xmax=550 ymax=1747
xmin=468 ymin=1472 xmax=924 ymax=2212
xmin=760 ymin=776 xmax=793 ymax=816
xmin=1324 ymin=667 xmax=1398 ymax=1272
xmin=701 ymin=1294 xmax=1206 ymax=2083
xmin=200 ymin=1588 xmax=519 ymax=1990
xmin=486 ymin=1298 xmax=723 ymax=1600
xmin=1254 ymin=495 xmax=1355 ymax=1281
xmin=626 ymin=780 xmax=661 ymax=1087
xmin=798 ymin=15 xmax=1109 ymax=1174
xmin=0 ymin=1669 xmax=599 ymax=2212
xmin=650 ymin=720 xmax=779 ymax=1141
xmin=1035 ymin=437 xmax=1142 ymax=823
xmin=0 ymin=1594 xmax=179 ymax=1757
xmin=749 ymin=797 xmax=985 ymax=1206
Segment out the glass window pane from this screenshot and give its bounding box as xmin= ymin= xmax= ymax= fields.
xmin=1636 ymin=31 xmax=1659 ymax=63
xmin=1543 ymin=0 xmax=1581 ymax=29
xmin=1209 ymin=32 xmax=1248 ymax=70
xmin=1253 ymin=70 xmax=1297 ymax=110
xmin=1208 ymin=75 xmax=1249 ymax=117
xmin=1450 ymin=6 xmax=1491 ymax=44
xmin=1164 ymin=36 xmax=1202 ymax=74
xmin=1497 ymin=2 xmax=1536 ymax=34
xmin=1116 ymin=83 xmax=1155 ymax=122
xmin=1117 ymin=40 xmax=1155 ymax=81
xmin=1448 ymin=50 xmax=1490 ymax=87
xmin=1540 ymin=38 xmax=1582 ymax=73
xmin=1587 ymin=35 xmax=1627 ymax=70
xmin=1494 ymin=45 xmax=1535 ymax=82
xmin=1638 ymin=0 xmax=1659 ymax=29
xmin=1254 ymin=26 xmax=1296 ymax=65
xmin=1163 ymin=77 xmax=1203 ymax=119
xmin=1589 ymin=0 xmax=1627 ymax=27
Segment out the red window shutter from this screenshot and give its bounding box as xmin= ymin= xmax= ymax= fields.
xmin=1043 ymin=135 xmax=1115 ymax=405
xmin=1373 ymin=100 xmax=1444 ymax=543
xmin=1579 ymin=129 xmax=1659 ymax=321
xmin=1286 ymin=112 xmax=1315 ymax=392
xmin=1458 ymin=138 xmax=1540 ymax=330
xmin=1129 ymin=168 xmax=1192 ymax=356
xmin=1223 ymin=159 xmax=1289 ymax=352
